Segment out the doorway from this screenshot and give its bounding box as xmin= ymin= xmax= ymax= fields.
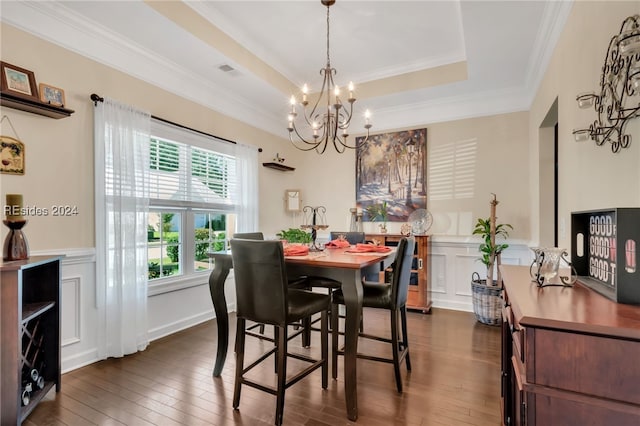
xmin=539 ymin=99 xmax=558 ymax=247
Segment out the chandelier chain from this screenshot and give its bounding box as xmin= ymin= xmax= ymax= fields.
xmin=286 ymin=0 xmax=371 ymax=154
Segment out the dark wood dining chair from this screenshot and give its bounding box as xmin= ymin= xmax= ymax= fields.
xmin=230 ymin=239 xmax=329 ymax=426
xmin=330 ymin=236 xmax=416 ymax=393
xmin=232 ymin=232 xmax=306 ymax=339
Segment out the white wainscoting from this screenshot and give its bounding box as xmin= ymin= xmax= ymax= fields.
xmin=42 ymin=239 xmax=532 ymax=373
xmin=35 ymin=248 xmax=233 ymax=373
xmin=428 ymin=237 xmax=533 ymax=312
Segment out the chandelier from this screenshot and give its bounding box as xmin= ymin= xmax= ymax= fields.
xmin=572 ymin=15 xmax=640 ymax=153
xmin=286 ymin=0 xmax=371 ymax=154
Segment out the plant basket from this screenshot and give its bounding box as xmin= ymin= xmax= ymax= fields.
xmin=471 ymin=272 xmax=502 ymax=326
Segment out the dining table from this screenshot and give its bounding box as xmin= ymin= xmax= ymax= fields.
xmin=207 ymin=245 xmax=395 ymax=421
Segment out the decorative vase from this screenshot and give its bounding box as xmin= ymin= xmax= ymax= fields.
xmin=3 ymin=220 xmax=29 ymax=261
xmin=530 ymin=247 xmax=576 ymax=287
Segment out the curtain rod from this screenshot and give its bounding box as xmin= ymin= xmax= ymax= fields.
xmin=90 ymin=93 xmax=262 ymax=152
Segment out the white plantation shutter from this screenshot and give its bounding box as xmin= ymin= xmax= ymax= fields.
xmin=429 ymin=138 xmax=477 ymax=200
xmin=149 ymin=119 xmax=239 ymax=212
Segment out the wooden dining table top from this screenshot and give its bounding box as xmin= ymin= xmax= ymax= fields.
xmin=209 ymin=246 xmax=395 ymax=270
xmin=283 ymin=246 xmax=395 ymax=269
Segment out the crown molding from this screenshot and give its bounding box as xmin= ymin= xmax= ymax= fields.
xmin=1 ymin=1 xmax=571 ymax=139
xmin=1 ymin=1 xmax=284 ymax=136
xmin=523 ymin=0 xmax=574 ymax=104
xmin=372 ymin=86 xmax=530 ymax=130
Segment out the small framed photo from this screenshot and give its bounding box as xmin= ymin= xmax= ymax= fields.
xmin=0 ymin=61 xmax=38 ymax=101
xmin=39 ymin=83 xmax=66 ymax=107
xmin=285 ymin=189 xmax=301 ymax=212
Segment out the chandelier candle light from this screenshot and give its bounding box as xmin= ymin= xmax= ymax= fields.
xmin=287 ymin=0 xmax=372 ymax=154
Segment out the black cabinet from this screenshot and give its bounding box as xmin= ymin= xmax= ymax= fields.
xmin=1 ymin=256 xmax=62 ymax=424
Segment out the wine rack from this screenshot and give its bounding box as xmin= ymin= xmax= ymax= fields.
xmin=1 ymin=256 xmax=62 ymax=425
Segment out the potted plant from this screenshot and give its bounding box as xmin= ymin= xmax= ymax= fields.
xmin=471 ymin=194 xmax=512 ymax=326
xmin=276 ymin=228 xmax=312 ymax=244
xmin=366 ymin=200 xmax=389 ymax=233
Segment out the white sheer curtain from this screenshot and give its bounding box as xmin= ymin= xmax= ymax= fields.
xmin=234 ymin=142 xmax=259 ymax=232
xmin=94 ymin=97 xmax=151 ymax=359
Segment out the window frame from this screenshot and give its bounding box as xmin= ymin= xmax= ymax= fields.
xmin=147 ymin=119 xmax=239 ymax=296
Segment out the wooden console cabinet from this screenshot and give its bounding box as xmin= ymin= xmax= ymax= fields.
xmin=365 ymin=233 xmax=431 ymax=313
xmin=1 ymin=256 xmax=62 ymax=425
xmin=500 ymin=265 xmax=640 ymax=426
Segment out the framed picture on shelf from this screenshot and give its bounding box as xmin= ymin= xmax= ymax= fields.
xmin=0 ymin=61 xmax=38 ymax=101
xmin=39 ymin=83 xmax=66 ymax=107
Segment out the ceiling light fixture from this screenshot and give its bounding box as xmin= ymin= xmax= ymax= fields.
xmin=287 ymin=0 xmax=371 ymax=154
xmin=572 ymin=15 xmax=640 ymax=153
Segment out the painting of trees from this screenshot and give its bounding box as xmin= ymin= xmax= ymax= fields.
xmin=355 ymin=128 xmax=427 ymax=222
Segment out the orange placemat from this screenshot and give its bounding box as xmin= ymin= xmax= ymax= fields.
xmin=345 ymin=243 xmax=391 ymax=253
xmin=284 ymin=245 xmax=310 ymax=256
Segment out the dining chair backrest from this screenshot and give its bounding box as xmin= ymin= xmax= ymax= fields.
xmin=230 ymin=239 xmax=288 ymax=327
xmin=391 ymin=236 xmax=416 ymax=308
xmin=233 ymin=232 xmax=264 ymax=240
xmin=329 ymin=231 xmax=365 ymax=245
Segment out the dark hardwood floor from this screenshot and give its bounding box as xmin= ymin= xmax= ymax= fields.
xmin=24 ymin=308 xmax=501 ymax=426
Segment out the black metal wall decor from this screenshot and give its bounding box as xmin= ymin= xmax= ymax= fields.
xmin=573 ymin=15 xmax=640 ymax=153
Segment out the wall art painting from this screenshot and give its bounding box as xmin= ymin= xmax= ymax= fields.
xmin=0 ymin=136 xmax=25 ymax=175
xmin=356 ymin=128 xmax=427 ymax=222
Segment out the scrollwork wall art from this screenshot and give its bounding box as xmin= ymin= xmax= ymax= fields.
xmin=573 ymin=15 xmax=640 ymax=153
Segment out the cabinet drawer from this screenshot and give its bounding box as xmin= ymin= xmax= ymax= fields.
xmin=531 ymin=393 xmax=640 ymax=426
xmin=531 ymin=328 xmax=640 ymax=405
xmin=503 ymin=304 xmax=525 ymax=363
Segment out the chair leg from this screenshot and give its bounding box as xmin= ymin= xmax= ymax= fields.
xmin=400 ymin=306 xmax=411 ymax=371
xmin=302 ymin=315 xmax=311 ymax=347
xmin=331 ymin=302 xmax=339 ymax=380
xmin=233 ymin=318 xmax=246 ymax=409
xmin=390 ymin=309 xmax=403 ymax=393
xmin=274 ymin=326 xmax=279 ymax=373
xmin=321 ymin=310 xmax=328 ymax=389
xmin=275 ymin=325 xmax=287 ymax=426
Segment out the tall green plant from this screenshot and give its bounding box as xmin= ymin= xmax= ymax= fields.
xmin=473 ymin=217 xmax=512 ymax=283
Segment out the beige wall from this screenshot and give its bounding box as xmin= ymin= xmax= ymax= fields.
xmin=266 ymin=109 xmax=531 ymax=242
xmin=0 ymin=23 xmax=301 ymax=250
xmin=6 ymin=0 xmax=638 ymax=253
xmin=529 ymin=0 xmax=640 ymax=251
xmin=1 ymin=22 xmax=533 ymax=251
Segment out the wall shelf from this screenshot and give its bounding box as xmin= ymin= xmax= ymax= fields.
xmin=262 ymin=162 xmax=295 ymax=172
xmin=1 ymin=92 xmax=74 ymax=119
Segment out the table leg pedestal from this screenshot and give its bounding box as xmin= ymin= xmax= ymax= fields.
xmin=208 ymin=255 xmax=232 ymax=377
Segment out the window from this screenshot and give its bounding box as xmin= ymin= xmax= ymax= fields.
xmin=146 ymin=119 xmax=245 ymax=291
